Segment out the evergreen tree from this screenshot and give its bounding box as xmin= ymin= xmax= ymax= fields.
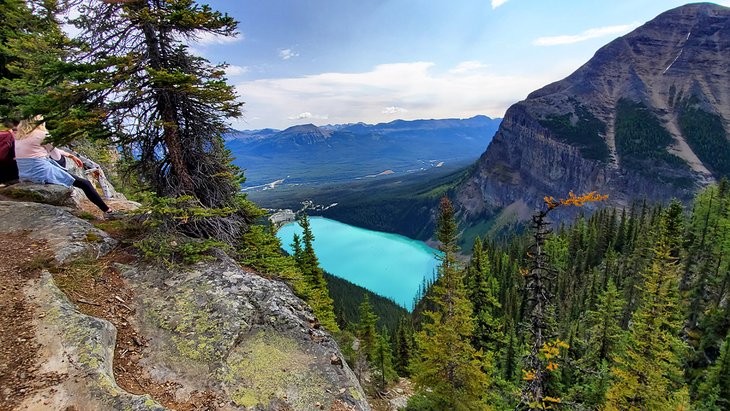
xmin=585 ymin=280 xmax=625 ymax=365
xmin=57 ymin=0 xmax=255 ymax=240
xmin=372 ymin=327 xmax=398 ymax=392
xmin=606 ymin=213 xmax=689 ymax=410
xmin=0 ymin=0 xmax=81 ymax=127
xmin=410 ymin=197 xmax=488 ymax=410
xmin=357 ymin=294 xmax=378 ymax=361
xmin=394 ymin=317 xmax=413 ymax=376
xmin=466 ymin=237 xmax=504 ymax=356
xmin=291 ymin=234 xmax=303 ymax=268
xmin=240 ymin=225 xmax=299 ymax=280
xmin=571 ymin=280 xmax=625 ymax=407
xmin=697 ymin=334 xmax=730 ymax=410
xmin=293 ymin=214 xmax=338 ymax=331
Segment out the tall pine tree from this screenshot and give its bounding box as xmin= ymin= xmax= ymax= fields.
xmin=606 ymin=209 xmax=689 ymax=410
xmin=55 ymin=0 xmax=257 ymax=241
xmin=410 ymin=197 xmax=488 ymax=410
xmin=372 ymin=327 xmax=398 ymax=393
xmin=357 ymin=294 xmax=378 ymax=361
xmin=293 ymin=213 xmax=339 ymax=331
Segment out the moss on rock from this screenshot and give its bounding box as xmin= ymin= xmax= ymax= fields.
xmin=222 ymin=331 xmax=329 ymax=409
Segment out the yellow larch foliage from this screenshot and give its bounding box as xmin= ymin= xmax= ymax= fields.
xmin=522 ymin=369 xmax=536 ymax=381
xmin=544 ymin=191 xmax=609 ymax=210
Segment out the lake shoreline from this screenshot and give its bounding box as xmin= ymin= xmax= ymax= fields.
xmin=277 ymin=216 xmax=440 ymax=309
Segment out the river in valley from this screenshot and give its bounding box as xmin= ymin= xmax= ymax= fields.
xmin=276 ymin=217 xmax=440 ymax=309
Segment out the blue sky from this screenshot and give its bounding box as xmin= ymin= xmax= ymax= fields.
xmin=189 ymin=1 xmax=730 ymax=130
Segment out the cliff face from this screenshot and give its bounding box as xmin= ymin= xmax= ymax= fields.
xmin=456 ymin=3 xmax=730 ymax=222
xmin=0 ymin=197 xmax=369 ymax=411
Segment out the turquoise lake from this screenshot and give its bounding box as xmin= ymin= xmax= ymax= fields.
xmin=276 ymin=217 xmax=440 ymax=309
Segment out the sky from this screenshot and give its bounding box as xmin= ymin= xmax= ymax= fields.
xmin=188 ymin=1 xmax=730 ymax=130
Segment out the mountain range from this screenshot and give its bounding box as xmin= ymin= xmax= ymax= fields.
xmin=225 ymin=115 xmax=501 ymax=189
xmin=455 ymin=2 xmax=730 ymax=228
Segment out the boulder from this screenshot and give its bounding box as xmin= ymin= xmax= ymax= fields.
xmin=0 ymin=201 xmax=116 ymax=264
xmin=121 ymin=251 xmax=370 ymax=411
xmin=0 ymin=182 xmax=81 ymax=208
xmin=19 ymin=271 xmax=165 ymax=411
xmin=1 ymin=199 xmax=370 ymax=410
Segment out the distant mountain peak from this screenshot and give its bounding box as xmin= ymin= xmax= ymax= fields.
xmin=277 ymin=124 xmax=332 ymax=145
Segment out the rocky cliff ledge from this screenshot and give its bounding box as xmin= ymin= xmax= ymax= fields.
xmin=0 ymin=199 xmax=369 ymax=411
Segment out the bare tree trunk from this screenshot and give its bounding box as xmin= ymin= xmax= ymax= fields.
xmin=521 ymin=210 xmax=553 ymax=410
xmin=136 ymin=1 xmax=194 ymax=194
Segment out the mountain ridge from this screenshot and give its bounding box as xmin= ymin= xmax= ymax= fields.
xmin=455 ymin=2 xmax=730 ymax=224
xmin=227 ymin=115 xmax=501 ymax=188
xmin=229 ymin=115 xmax=497 ymax=135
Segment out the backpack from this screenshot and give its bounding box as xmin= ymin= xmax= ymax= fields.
xmin=0 ymin=130 xmax=19 ymax=183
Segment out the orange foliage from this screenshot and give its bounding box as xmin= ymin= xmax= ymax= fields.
xmin=522 ymin=369 xmax=536 ymax=381
xmin=544 ymin=191 xmax=609 ymax=210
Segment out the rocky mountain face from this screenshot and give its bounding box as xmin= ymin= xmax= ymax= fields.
xmin=456 ymin=3 xmax=730 ymax=224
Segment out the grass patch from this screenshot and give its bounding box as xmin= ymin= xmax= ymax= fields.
xmin=74 ymin=211 xmax=97 ymax=221
xmin=93 ymin=218 xmax=145 ymax=241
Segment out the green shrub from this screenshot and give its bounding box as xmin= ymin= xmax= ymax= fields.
xmin=134 ymin=233 xmax=227 ymax=266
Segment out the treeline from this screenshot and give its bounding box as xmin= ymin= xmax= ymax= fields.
xmin=383 ymin=184 xmax=730 ymax=410
xmin=324 ymin=272 xmax=408 ymax=335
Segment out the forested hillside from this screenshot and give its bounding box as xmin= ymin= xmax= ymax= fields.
xmin=3 ymin=1 xmax=730 ymax=410
xmin=391 ymin=183 xmax=730 ymax=410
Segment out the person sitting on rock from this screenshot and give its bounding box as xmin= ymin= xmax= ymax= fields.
xmin=14 ymin=116 xmax=115 ymax=214
xmin=48 ymin=146 xmax=76 ymax=169
xmin=0 ymin=119 xmax=19 ymax=185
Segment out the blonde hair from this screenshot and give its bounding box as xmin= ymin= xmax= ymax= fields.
xmin=16 ymin=115 xmax=47 ymax=140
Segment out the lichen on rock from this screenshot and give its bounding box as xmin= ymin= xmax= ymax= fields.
xmin=221 ymin=331 xmax=328 ymax=409
xmin=123 ymin=251 xmax=370 ymax=410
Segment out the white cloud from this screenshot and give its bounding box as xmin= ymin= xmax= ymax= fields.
xmin=194 ymin=31 xmax=244 ymax=46
xmin=288 ymin=112 xmax=329 ymax=120
xmin=449 ymin=61 xmax=490 ymax=74
xmin=233 ymin=60 xmax=578 ymax=129
xmin=225 ymin=65 xmax=249 ymax=77
xmin=533 ymin=23 xmax=638 ymax=46
xmin=491 ymin=0 xmax=510 ymax=9
xmin=382 ymin=106 xmax=408 ymax=114
xmin=279 ymin=48 xmax=300 ymax=60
